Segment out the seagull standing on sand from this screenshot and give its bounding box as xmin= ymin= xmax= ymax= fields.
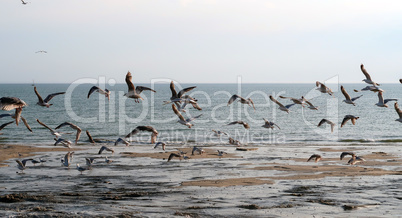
xmin=87 ymin=86 xmax=111 ymax=101
xmin=227 ymin=121 xmax=250 ymax=129
xmin=217 ymin=150 xmax=227 ymax=157
xmin=125 ymin=126 xmax=158 ymax=144
xmin=172 ymin=104 xmax=202 ymax=128
xmin=55 ymin=122 xmax=82 ymax=145
xmin=154 ymin=142 xmax=166 ymax=151
xmin=16 ymin=159 xmax=33 ymax=173
xmin=227 ymin=94 xmax=255 ymax=110
xmin=307 ymin=154 xmax=322 ymax=163
xmin=394 ymin=102 xmax=402 ymax=123
xmin=375 ymin=91 xmax=397 ymax=108
xmin=316 ymin=81 xmax=333 ymax=96
xmin=269 ymin=95 xmax=295 ymax=113
xmin=360 ymin=64 xmax=380 ymax=86
xmin=33 ymin=86 xmax=65 ymax=107
xmin=76 ymin=164 xmax=87 ymax=175
xmin=261 ymin=118 xmax=280 ymax=130
xmin=341 ymin=115 xmax=359 ymax=128
xmin=124 ymin=71 xmax=156 ymax=103
xmin=0 ymin=97 xmax=27 ymax=126
xmin=341 ymin=86 xmax=362 ymax=106
xmin=317 ymin=119 xmax=335 ymax=133
xmin=61 ymin=152 xmax=74 ymax=167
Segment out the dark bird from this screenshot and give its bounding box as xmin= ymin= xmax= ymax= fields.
xmin=227 ymin=94 xmax=255 ymax=110
xmin=55 ymin=122 xmax=82 ymax=144
xmin=167 ymin=153 xmax=182 ymax=162
xmin=125 ymin=126 xmax=158 ymax=144
xmin=340 ymin=115 xmax=359 ymax=128
xmin=227 ymin=121 xmax=250 ymax=129
xmin=98 ymin=146 xmax=114 ymax=155
xmin=0 ymin=121 xmax=16 ymax=135
xmin=124 ymin=71 xmax=156 ymax=103
xmin=317 ymin=119 xmax=335 ymax=133
xmin=394 ymin=102 xmax=402 ymax=123
xmin=33 ymin=86 xmax=65 ymax=107
xmin=307 ymin=154 xmax=322 ymax=163
xmin=16 ymin=159 xmax=33 ymax=172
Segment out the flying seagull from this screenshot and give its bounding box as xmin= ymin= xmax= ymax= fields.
xmin=340 ymin=115 xmax=359 ymax=128
xmin=172 ymin=104 xmax=202 ymax=128
xmin=0 ymin=97 xmax=27 ymax=126
xmin=191 ymin=146 xmax=205 ymax=155
xmin=227 ymin=121 xmax=250 ymax=129
xmin=54 ymin=138 xmax=72 ymax=148
xmin=353 ymin=85 xmax=383 ymax=93
xmin=279 ymin=96 xmax=306 ymax=107
xmin=154 ymin=142 xmax=166 ymax=151
xmin=317 ymin=119 xmax=335 ymax=133
xmin=307 ymin=154 xmax=322 ymax=163
xmin=35 ymin=50 xmax=47 ymax=53
xmin=341 ymin=86 xmax=362 ymax=106
xmin=124 ymin=71 xmax=156 ymax=103
xmin=167 ymin=152 xmax=182 ymax=162
xmin=33 ymin=86 xmax=65 ymax=108
xmin=98 ymin=146 xmax=114 ymax=155
xmin=227 ymin=94 xmax=255 ymax=110
xmin=125 ymin=126 xmax=158 ymax=144
xmin=55 ymin=122 xmax=82 ymax=144
xmin=36 ymin=119 xmax=63 ymax=137
xmin=164 ymin=81 xmax=196 ymax=104
xmin=261 ymin=118 xmax=280 ymax=130
xmin=269 ymin=95 xmax=295 ymax=113
xmin=16 ymin=159 xmax=33 ymax=173
xmin=212 ymin=130 xmax=228 ymax=137
xmin=115 ymin=137 xmax=130 ymax=146
xmin=360 ymin=64 xmax=380 ymax=86
xmin=375 ymin=91 xmax=397 ymax=108
xmin=87 ymin=86 xmax=111 ymax=101
xmin=305 ymin=100 xmax=318 ymax=110
xmin=315 ymin=81 xmax=333 ymax=96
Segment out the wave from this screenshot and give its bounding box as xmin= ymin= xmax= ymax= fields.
xmin=339 ymin=139 xmax=402 ymax=143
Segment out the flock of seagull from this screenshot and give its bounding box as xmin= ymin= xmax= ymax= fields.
xmin=2 ymin=64 xmax=402 ymax=174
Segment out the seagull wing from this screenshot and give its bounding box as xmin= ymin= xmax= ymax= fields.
xmin=186 ymin=114 xmax=202 ymax=122
xmin=125 ymin=127 xmax=140 ymax=138
xmin=136 ymin=86 xmax=156 ymax=94
xmin=384 ymin=98 xmax=398 ymax=104
xmin=0 ymin=97 xmax=27 ymax=111
xmin=340 ymin=86 xmax=351 ymax=101
xmin=86 ymin=130 xmax=95 ymax=143
xmin=20 ymin=116 xmax=32 ymax=132
xmin=33 ymin=86 xmax=44 ymax=103
xmin=177 ymin=86 xmax=196 ymax=98
xmin=169 ymin=81 xmax=178 ymax=98
xmin=269 ymin=95 xmax=285 ymax=108
xmin=172 ymin=104 xmax=186 ymax=121
xmin=395 ymin=102 xmax=402 ymax=118
xmin=248 ymin=98 xmax=256 ymax=110
xmin=0 ymin=121 xmax=13 ymax=131
xmin=351 ymin=95 xmax=363 ymax=102
xmin=36 ymin=119 xmax=54 ymax=132
xmin=44 ymin=92 xmax=65 ymax=103
xmin=360 ymin=64 xmax=372 ymax=81
xmin=341 ymin=116 xmax=351 ymax=128
xmin=125 ymin=72 xmax=135 ymax=92
xmin=227 ymin=95 xmax=240 ymax=105
xmin=87 ymin=86 xmax=100 ymax=98
xmin=340 ymin=152 xmax=355 ymax=160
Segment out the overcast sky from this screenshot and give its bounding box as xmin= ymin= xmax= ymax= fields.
xmin=2 ymin=0 xmax=402 ymax=84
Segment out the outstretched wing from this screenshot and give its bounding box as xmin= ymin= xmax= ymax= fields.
xmin=360 ymin=64 xmax=372 ymax=81
xmin=135 ymin=86 xmax=156 ymax=94
xmin=44 ymin=92 xmax=65 ymax=103
xmin=227 ymin=95 xmax=240 ymax=105
xmin=125 ymin=127 xmax=140 ymax=138
xmin=395 ymin=102 xmax=402 ymax=119
xmin=340 ymin=86 xmax=351 ymax=101
xmin=269 ymin=95 xmax=285 ymax=108
xmin=0 ymin=121 xmax=13 ymax=131
xmin=351 ymin=95 xmax=363 ymax=102
xmin=20 ymin=116 xmax=32 ymax=132
xmin=87 ymin=86 xmax=100 ymax=98
xmin=172 ymin=104 xmax=185 ymax=121
xmin=177 ymin=86 xmax=196 ymax=98
xmin=170 ymin=81 xmax=178 ymax=98
xmin=33 ymin=86 xmax=44 ymax=103
xmin=125 ymin=71 xmax=135 ymax=92
xmin=36 ymin=119 xmax=54 ymax=132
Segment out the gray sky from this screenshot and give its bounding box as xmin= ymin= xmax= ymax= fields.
xmin=2 ymin=0 xmax=402 ymax=84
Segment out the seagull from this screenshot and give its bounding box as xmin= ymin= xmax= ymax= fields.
xmin=348 ymin=156 xmax=365 ymax=165
xmin=124 ymin=71 xmax=156 ymax=103
xmin=36 ymin=119 xmax=63 ymax=137
xmin=269 ymin=95 xmax=295 ymax=113
xmin=54 ymin=138 xmax=72 ymax=148
xmin=76 ymin=164 xmax=87 ymax=175
xmin=86 ymin=130 xmax=95 ymax=144
xmin=279 ymin=96 xmax=306 ymax=107
xmin=340 ymin=115 xmax=359 ymax=128
xmin=317 ymin=119 xmax=335 ymax=133
xmin=167 ymin=153 xmax=182 ymax=162
xmin=315 ymin=81 xmax=333 ymax=96
xmin=307 ymin=154 xmax=322 ymax=163
xmin=394 ymin=102 xmax=402 ymax=123
xmin=227 ymin=121 xmax=250 ymax=129
xmin=360 ymin=64 xmax=380 ymax=86
xmin=98 ymin=146 xmax=114 ymax=155
xmin=55 ymin=122 xmax=82 ymax=144
xmin=227 ymin=94 xmax=255 ymax=110
xmin=228 ymin=137 xmax=241 ymax=146
xmin=33 ymin=86 xmax=65 ymax=108
xmin=61 ymin=152 xmax=74 ymax=167
xmin=115 ymin=137 xmax=130 ymax=146
xmin=87 ymin=86 xmax=111 ymax=101
xmin=105 ymin=156 xmax=113 ymax=164
xmin=31 ymin=159 xmax=40 ymax=166
xmin=125 ymin=126 xmax=158 ymax=144
xmin=154 ymin=142 xmax=166 ymax=151
xmin=353 ymin=85 xmax=384 ymax=93
xmin=0 ymin=114 xmax=32 ymax=132
xmin=191 ymin=146 xmax=205 ymax=155
xmin=172 ymin=104 xmax=202 ymax=128
xmin=212 ymin=130 xmax=228 ymax=137
xmin=261 ymin=118 xmax=280 ymax=129
xmin=16 ymin=159 xmax=33 ymax=173
xmin=85 ymin=157 xmax=96 ymax=167
xmin=217 ymin=150 xmax=227 ymax=157
xmin=340 ymin=152 xmax=356 ymax=160
xmin=341 ymin=86 xmax=362 ymax=106
xmin=179 ymin=95 xmax=202 ymax=111
xmin=21 ymin=0 xmax=29 ymax=5
xmin=164 ymin=81 xmax=196 ymax=104
xmin=35 ymin=50 xmax=47 ymax=53
xmin=375 ymin=91 xmax=397 ymax=108
xmin=0 ymin=121 xmax=14 ymax=134
xmin=0 ymin=97 xmax=27 ymax=126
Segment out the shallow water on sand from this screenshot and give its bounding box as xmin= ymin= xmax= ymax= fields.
xmin=0 ymin=143 xmax=401 ymax=217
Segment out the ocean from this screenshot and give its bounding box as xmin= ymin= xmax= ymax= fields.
xmin=0 ymin=82 xmax=401 ymax=145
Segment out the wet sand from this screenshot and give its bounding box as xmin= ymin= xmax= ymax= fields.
xmin=1 ymin=143 xmax=401 ymax=217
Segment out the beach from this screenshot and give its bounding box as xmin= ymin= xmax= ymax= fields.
xmin=1 ymin=143 xmax=401 ymax=217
